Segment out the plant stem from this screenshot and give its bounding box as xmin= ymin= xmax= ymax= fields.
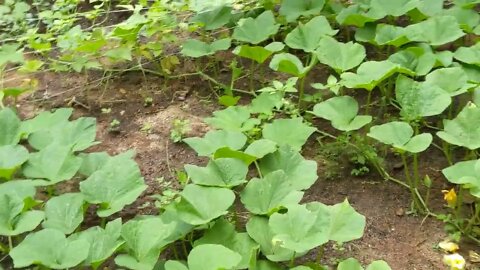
xmin=182 ymin=240 xmax=189 ymax=258
xmin=254 ymin=161 xmax=263 ymax=178
xmin=8 ymin=236 xmax=12 ymax=251
xmin=401 ymin=153 xmax=422 ymax=212
xmin=298 ymin=76 xmax=307 ymax=109
xmin=289 ymin=252 xmax=296 ymax=267
xmin=466 ymin=202 xmax=480 ymax=233
xmin=249 ymin=60 xmax=255 ymax=92
xmin=316 ymin=246 xmax=325 ymax=264
xmin=365 ymin=90 xmax=373 ymax=115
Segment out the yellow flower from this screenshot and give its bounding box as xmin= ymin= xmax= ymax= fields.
xmin=443 ymin=253 xmax=466 ymax=270
xmin=439 ymin=240 xmax=459 ymax=253
xmin=442 ymin=188 xmax=457 ymax=208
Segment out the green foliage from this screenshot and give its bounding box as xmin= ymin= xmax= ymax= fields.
xmin=0 ymin=145 xmax=28 ymax=180
xmin=184 ymin=130 xmax=247 ymax=157
xmin=368 ymin=122 xmax=432 ymax=153
xmin=181 ymin=38 xmax=231 ymax=58
xmin=280 ymin=0 xmax=326 ymax=22
xmin=443 ymin=159 xmax=480 ymax=198
xmin=316 ymin=36 xmax=366 ymax=73
xmin=437 ymin=103 xmax=480 ymax=150
xmin=262 ymin=118 xmax=316 ymax=151
xmin=232 ymin=11 xmax=280 ymax=44
xmin=184 ymin=158 xmax=248 ymax=187
xmin=312 ymin=96 xmax=372 ymax=131
xmin=285 ymin=16 xmax=338 ymax=53
xmin=42 ymin=193 xmax=84 ymax=234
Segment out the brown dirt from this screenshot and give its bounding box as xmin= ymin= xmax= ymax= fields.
xmin=6 ymin=67 xmax=467 ymax=270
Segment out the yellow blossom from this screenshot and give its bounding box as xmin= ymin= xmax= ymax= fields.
xmin=442 ymin=188 xmax=457 ymax=208
xmin=439 ymin=240 xmax=459 ymax=253
xmin=443 ymin=253 xmax=466 ymax=270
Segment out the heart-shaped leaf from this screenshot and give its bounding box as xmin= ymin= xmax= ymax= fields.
xmin=366 ymin=260 xmax=392 ymax=270
xmin=185 ymin=158 xmax=248 ymax=188
xmin=388 ymin=46 xmax=437 ymax=76
xmin=442 ymin=159 xmax=480 ymax=197
xmin=232 ymin=11 xmax=279 ymax=44
xmin=262 ymin=118 xmax=316 ymax=151
xmin=0 ymin=108 xmax=21 ymax=146
xmin=80 ymin=151 xmax=147 ymax=217
xmin=395 ymin=75 xmax=451 ymax=121
xmin=181 ymin=38 xmax=231 ymax=58
xmin=20 ymin=108 xmax=73 ymax=136
xmin=424 ymin=67 xmax=470 ymax=96
xmin=406 ymin=15 xmax=465 ymax=46
xmin=187 ymin=244 xmax=242 ymax=270
xmin=241 ymin=170 xmax=304 ymax=215
xmin=10 ymin=228 xmax=89 ymax=269
xmin=336 ymin=5 xmax=383 ymax=27
xmin=191 ymin=5 xmax=232 ymax=30
xmin=316 ymin=36 xmax=366 ymax=73
xmin=184 ymin=130 xmax=247 ymax=157
xmin=444 ymin=6 xmax=480 ymax=33
xmin=248 ymin=91 xmax=284 ymax=115
xmin=312 ymin=96 xmax=372 ymax=131
xmin=245 ymin=139 xmax=278 ymax=159
xmin=166 ymin=184 xmax=235 ymax=225
xmin=454 ymin=43 xmax=480 ymax=66
xmin=269 ymin=53 xmax=306 ymax=77
xmin=280 ymin=0 xmax=326 ymax=22
xmin=233 ymin=42 xmax=285 ymax=64
xmin=0 ymin=193 xmax=44 ymax=236
xmin=369 ymin=0 xmax=420 ymax=17
xmin=337 ymin=258 xmax=363 ymax=270
xmin=259 ymin=146 xmax=318 ymax=191
xmin=204 ymin=106 xmax=260 ymax=132
xmin=437 ymin=103 xmax=480 ymax=150
xmin=373 ymin=24 xmax=410 ymax=47
xmin=0 ymin=145 xmax=29 ymax=180
xmin=42 ymin=193 xmax=84 ymax=234
xmin=368 ymin=121 xmax=432 ymax=153
xmin=285 ymin=16 xmax=338 ymax=52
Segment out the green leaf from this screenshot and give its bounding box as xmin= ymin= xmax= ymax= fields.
xmin=369 ymin=0 xmax=420 ymax=17
xmin=316 ymin=36 xmax=366 ymax=73
xmin=262 ymin=118 xmax=316 ymax=151
xmin=248 ymin=92 xmax=284 ymax=115
xmin=285 ymin=16 xmax=338 ymax=52
xmin=241 ymin=170 xmax=304 ymax=215
xmin=166 ymin=184 xmax=235 ymax=225
xmin=0 ymin=194 xmax=44 ymax=236
xmin=23 ymin=144 xmax=82 ymax=185
xmin=184 ymin=130 xmax=247 ymax=157
xmin=42 ymin=193 xmax=84 ymax=234
xmin=20 ymin=108 xmax=73 ymax=136
xmin=181 ymin=38 xmax=231 ymax=58
xmin=78 ymin=152 xmax=111 ymax=176
xmin=194 ymin=219 xmax=259 ymax=268
xmin=245 ymin=139 xmax=278 ymax=159
xmin=70 ymin=219 xmax=124 ymax=269
xmin=0 ymin=145 xmax=28 ymax=180
xmin=233 ymin=42 xmax=284 ymax=64
xmin=259 ymin=146 xmax=318 ymax=191
xmin=454 ymin=43 xmax=480 ymax=66
xmin=269 ymin=53 xmax=306 ymax=77
xmin=0 ymin=44 xmax=24 ymax=67
xmin=191 ymin=5 xmax=232 ymax=30
xmin=340 ymin=60 xmax=413 ymax=91
xmin=204 ymin=106 xmax=260 ymax=132
xmin=395 ymin=75 xmax=451 ymax=121
xmin=368 ymin=121 xmax=432 ymax=153
xmin=232 ymin=11 xmax=279 ymax=44
xmin=0 ymin=108 xmax=21 ymax=146
xmin=406 ymin=15 xmax=465 ymax=46
xmin=373 ymin=24 xmax=410 ymax=47
xmin=104 ymin=46 xmax=132 ymax=61
xmin=0 ymin=180 xmax=36 ymax=200
xmin=185 ymin=158 xmax=248 ymax=187
xmin=424 ymin=67 xmax=470 ymax=96
xmin=115 ymin=217 xmax=177 ymax=270
xmin=336 ymin=5 xmax=383 ymax=27
xmin=80 ymin=152 xmax=147 ymax=217
xmin=437 ymin=103 xmax=480 ymax=150
xmin=312 ymin=96 xmax=372 ymax=131
xmin=442 ymin=159 xmax=480 ymax=197
xmin=213 ymin=147 xmax=257 ymax=165
xmin=188 ymin=244 xmax=242 ymax=270
xmin=165 ymin=261 xmax=189 ymax=270
xmin=10 ymin=229 xmax=89 ymax=269
xmin=444 ymin=6 xmax=480 ymax=33
xmin=388 ymin=46 xmax=437 ymax=76
xmin=337 ymin=258 xmax=363 ymax=270
xmin=366 ymin=261 xmax=392 ymax=270
xmin=280 ymin=0 xmax=326 ymax=22
xmin=246 ymin=216 xmax=296 ymax=262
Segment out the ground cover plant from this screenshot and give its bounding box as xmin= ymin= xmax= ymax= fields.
xmin=1 ymin=0 xmax=480 ymax=269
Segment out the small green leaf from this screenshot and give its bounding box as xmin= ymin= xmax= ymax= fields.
xmin=316 ymin=36 xmax=366 ymax=73
xmin=437 ymin=103 xmax=480 ymax=150
xmin=232 ymin=11 xmax=279 ymax=44
xmin=0 ymin=108 xmax=21 ymax=146
xmin=245 ymin=139 xmax=278 ymax=159
xmin=213 ymin=147 xmax=257 ymax=165
xmin=42 ymin=193 xmax=84 ymax=234
xmin=104 ymin=46 xmax=132 ymax=61
xmin=312 ymin=96 xmax=372 ymax=131
xmin=454 ymin=43 xmax=480 ymax=66
xmin=248 ymin=92 xmax=284 ymax=115
xmin=337 ymin=258 xmax=363 ymax=270
xmin=262 ymin=118 xmax=316 ymax=151
xmin=0 ymin=145 xmax=29 ymax=180
xmin=10 ymin=229 xmax=89 ymax=269
xmin=0 ymin=193 xmax=44 ymax=236
xmin=185 ymin=158 xmax=248 ymax=188
xmin=188 ymin=244 xmax=242 ymax=270
xmin=442 ymin=159 xmax=480 ymax=197
xmin=191 ymin=5 xmax=232 ymax=30
xmin=280 ymin=0 xmax=326 ymax=22
xmin=184 ymin=130 xmax=247 ymax=157
xmin=181 ymin=38 xmax=231 ymax=58
xmin=0 ymin=44 xmax=24 ymax=66
xmin=204 ymin=106 xmax=260 ymax=132
xmin=285 ymin=16 xmax=338 ymax=52
xmin=368 ymin=121 xmax=432 ymax=153
xmin=366 ymin=260 xmax=392 ymax=270
xmin=269 ymin=53 xmax=305 ymax=77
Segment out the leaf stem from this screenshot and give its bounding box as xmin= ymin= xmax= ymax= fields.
xmin=289 ymin=251 xmax=296 ymax=267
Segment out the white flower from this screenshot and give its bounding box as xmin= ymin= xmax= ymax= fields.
xmin=443 ymin=253 xmax=466 ymax=270
xmin=438 ymin=240 xmax=459 ymax=253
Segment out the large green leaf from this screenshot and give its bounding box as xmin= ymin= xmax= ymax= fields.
xmin=0 ymin=108 xmax=21 ymax=146
xmin=395 ymin=75 xmax=451 ymax=121
xmin=246 ymin=216 xmax=297 ymax=262
xmin=373 ymin=24 xmax=410 ymax=47
xmin=0 ymin=180 xmax=36 ymax=200
xmin=437 ymin=103 xmax=480 ymax=150
xmin=194 ymin=218 xmax=259 ymax=268
xmin=368 ymin=121 xmax=432 ymax=153
xmin=442 ymin=159 xmax=480 ymax=198
xmin=279 ymin=0 xmax=326 ymax=22
xmin=191 ymin=5 xmax=232 ymax=30
xmin=0 ymin=145 xmax=28 ymax=180
xmin=312 ymin=96 xmax=372 ymax=131
xmin=285 ymin=16 xmax=337 ymax=52
xmin=115 ymin=217 xmax=177 ymax=270
xmin=42 ymin=193 xmax=84 ymax=234
xmin=70 ymin=219 xmax=124 ymax=269
xmin=340 ymin=60 xmax=413 ymax=91
xmin=241 ymin=170 xmax=304 ymax=215
xmin=336 ymin=5 xmax=383 ymax=27
xmin=204 ymin=106 xmax=260 ymax=132
xmin=269 ymin=53 xmax=306 ymax=77
xmin=369 ymin=0 xmax=420 ymax=17
xmin=454 ymin=43 xmax=480 ymax=66
xmin=406 ymin=15 xmax=465 ymax=46
xmin=262 ymin=118 xmax=316 ymax=151
xmin=10 ymin=228 xmax=89 ymax=269
xmin=245 ymin=139 xmax=278 ymax=159
xmin=184 ymin=130 xmax=247 ymax=157
xmin=20 ymin=108 xmax=73 ymax=136
xmin=23 ymin=144 xmax=82 ymax=185
xmin=424 ymin=67 xmax=470 ymax=96
xmin=187 ymin=244 xmax=242 ymax=270
xmin=233 ymin=42 xmax=284 ymax=64
xmin=248 ymin=91 xmax=284 ymax=115
xmin=388 ymin=46 xmax=437 ymax=76
xmin=181 ymin=38 xmax=231 ymax=58
xmin=166 ymin=184 xmax=235 ymax=225
xmin=79 ymin=152 xmax=147 ymax=217
xmin=316 ymin=36 xmax=366 ymax=73
xmin=444 ymin=6 xmax=480 ymax=33
xmin=0 ymin=193 xmax=44 ymax=236
xmin=232 ymin=11 xmax=279 ymax=44
xmin=185 ymin=158 xmax=248 ymax=188
xmin=259 ymin=146 xmax=318 ymax=191
xmin=78 ymin=151 xmax=112 ymax=176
